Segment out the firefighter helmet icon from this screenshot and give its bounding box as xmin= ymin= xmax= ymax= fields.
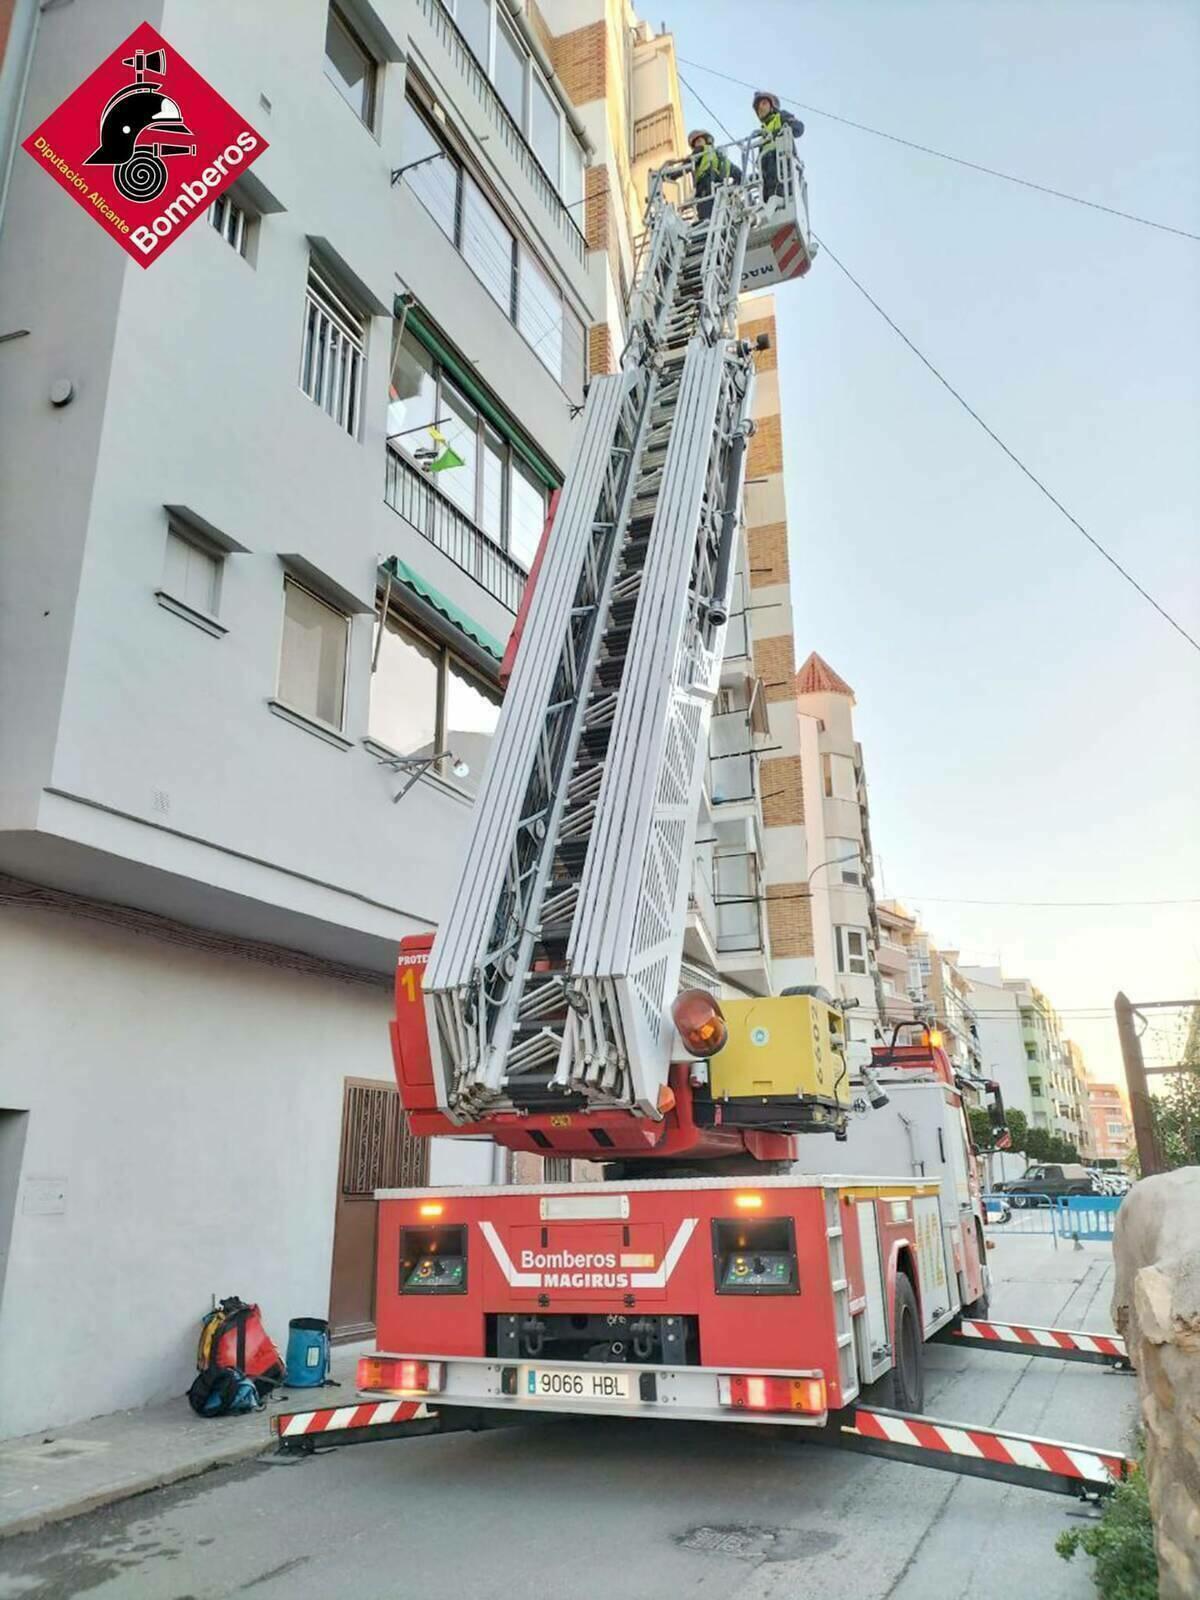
xmin=84 ymin=47 xmax=196 ymax=202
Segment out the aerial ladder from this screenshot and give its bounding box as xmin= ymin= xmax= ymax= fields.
xmin=422 ymin=145 xmax=803 ymax=1127
xmin=277 ymin=131 xmax=1135 ymax=1508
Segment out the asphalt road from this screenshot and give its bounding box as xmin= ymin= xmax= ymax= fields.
xmin=0 ymin=1237 xmax=1138 ymax=1600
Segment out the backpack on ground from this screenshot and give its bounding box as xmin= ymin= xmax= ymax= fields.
xmin=187 ymin=1296 xmax=285 ymax=1416
xmin=187 ymin=1364 xmax=263 ymax=1417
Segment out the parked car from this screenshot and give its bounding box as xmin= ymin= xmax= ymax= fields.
xmin=1007 ymin=1164 xmax=1099 ymax=1206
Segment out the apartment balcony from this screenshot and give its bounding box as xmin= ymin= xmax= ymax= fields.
xmin=875 ymin=938 xmax=909 ymax=979
xmin=713 ymin=851 xmax=771 ymax=995
xmin=686 ymin=858 xmax=719 ymax=971
xmin=414 ymin=0 xmax=588 ymax=274
xmin=385 ymin=447 xmax=527 ymax=615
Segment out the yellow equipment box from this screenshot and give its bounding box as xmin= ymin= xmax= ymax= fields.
xmin=711 ymin=995 xmax=850 ymax=1108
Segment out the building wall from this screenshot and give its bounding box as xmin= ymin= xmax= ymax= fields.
xmin=1089 ymin=1081 xmax=1134 ymax=1163
xmin=0 ymin=904 xmax=495 ymax=1439
xmin=962 ymin=965 xmax=1033 ymax=1122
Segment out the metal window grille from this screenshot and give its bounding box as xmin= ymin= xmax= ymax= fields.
xmin=340 ymin=1081 xmax=428 ymax=1196
xmin=543 ymin=1157 xmax=572 ymax=1182
xmin=300 ymin=265 xmax=367 ymax=438
xmin=209 ymin=194 xmax=247 ymax=255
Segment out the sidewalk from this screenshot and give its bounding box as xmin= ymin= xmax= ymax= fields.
xmin=0 ymin=1341 xmax=367 ymax=1540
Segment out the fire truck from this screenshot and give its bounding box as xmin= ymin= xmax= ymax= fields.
xmin=275 ymin=131 xmax=1132 ymax=1501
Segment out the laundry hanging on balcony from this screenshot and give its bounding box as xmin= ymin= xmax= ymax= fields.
xmin=424 ymin=423 xmax=464 ymax=475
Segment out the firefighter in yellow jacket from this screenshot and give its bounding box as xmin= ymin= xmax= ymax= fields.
xmin=752 ymin=89 xmax=804 ymax=213
xmin=687 ymin=128 xmax=741 ymax=222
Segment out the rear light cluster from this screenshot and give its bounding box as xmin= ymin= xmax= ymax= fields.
xmin=357 ymin=1357 xmax=445 ymax=1395
xmin=718 ymin=1373 xmax=827 ymax=1415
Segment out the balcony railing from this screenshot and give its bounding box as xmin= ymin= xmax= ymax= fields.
xmin=385 ymin=447 xmax=527 ymax=614
xmin=418 ymin=0 xmax=587 ymax=267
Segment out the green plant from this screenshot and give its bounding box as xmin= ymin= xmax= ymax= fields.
xmin=1056 ymin=1458 xmax=1157 ymax=1600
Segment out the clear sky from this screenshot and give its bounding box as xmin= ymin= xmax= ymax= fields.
xmin=671 ymin=0 xmax=1200 ymax=1083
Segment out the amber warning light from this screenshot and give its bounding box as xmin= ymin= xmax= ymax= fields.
xmin=672 ymin=989 xmax=728 ymax=1058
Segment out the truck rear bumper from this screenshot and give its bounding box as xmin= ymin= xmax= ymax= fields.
xmin=360 ymin=1353 xmax=830 ymax=1427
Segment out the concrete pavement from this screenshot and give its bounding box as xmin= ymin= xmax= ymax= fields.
xmin=0 ymin=1343 xmax=368 ymax=1541
xmin=0 ymin=1236 xmax=1138 ymax=1599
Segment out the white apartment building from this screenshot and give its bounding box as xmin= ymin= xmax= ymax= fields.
xmin=0 ymin=0 xmax=793 ymax=1435
xmin=0 ymin=0 xmax=610 ymax=1437
xmin=961 ymin=964 xmax=1035 ymax=1122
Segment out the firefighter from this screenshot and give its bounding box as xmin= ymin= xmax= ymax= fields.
xmin=687 ymin=129 xmax=741 ymax=222
xmin=752 ymin=89 xmax=804 ymax=214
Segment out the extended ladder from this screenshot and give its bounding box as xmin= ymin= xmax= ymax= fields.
xmin=425 ymin=168 xmax=761 ymax=1121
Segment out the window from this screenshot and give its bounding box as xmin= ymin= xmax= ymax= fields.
xmin=209 ymin=193 xmax=249 ymax=256
xmin=402 ymin=94 xmax=584 ymax=398
xmin=388 ymin=325 xmax=548 ymax=569
xmin=371 ymin=610 xmax=501 ymax=794
xmin=452 ymin=0 xmax=491 ymax=63
xmin=324 ymin=4 xmax=377 ymax=127
xmin=162 ymin=526 xmax=221 ymax=618
xmin=278 ymin=579 xmax=349 ymax=729
xmin=462 ymin=173 xmax=516 ymax=315
xmin=562 ymin=135 xmax=584 ymax=209
xmin=509 ymin=458 xmax=547 ymax=568
xmin=835 ymin=926 xmax=868 ymax=977
xmin=518 ymin=242 xmax=562 ymax=382
xmin=300 ymin=264 xmax=367 ymax=438
xmin=1029 ymin=1078 xmax=1044 ymax=1096
xmin=1025 ymin=1044 xmax=1038 ymax=1061
xmin=402 ymin=99 xmax=458 ymax=242
xmin=1107 ymin=1120 xmax=1125 ymax=1136
xmin=826 ymin=836 xmax=861 ymax=885
xmin=822 ymin=752 xmax=857 ymax=801
xmin=493 ymin=11 xmax=526 ymax=127
xmin=530 ymin=71 xmax=560 ymax=187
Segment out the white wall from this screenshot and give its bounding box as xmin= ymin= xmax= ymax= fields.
xmin=961 ymin=967 xmax=1033 ymax=1122
xmin=0 ymin=906 xmax=482 ymax=1438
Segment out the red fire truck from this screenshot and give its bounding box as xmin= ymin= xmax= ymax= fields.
xmin=276 ymin=132 xmax=1132 ymax=1502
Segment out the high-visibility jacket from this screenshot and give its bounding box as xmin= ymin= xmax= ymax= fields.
xmin=758 ymin=109 xmax=804 ymax=154
xmin=692 ymin=144 xmax=731 ymax=182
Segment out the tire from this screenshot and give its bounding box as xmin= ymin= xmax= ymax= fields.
xmin=1011 ymin=1194 xmax=1027 ymax=1209
xmin=888 ymin=1273 xmax=925 ymax=1413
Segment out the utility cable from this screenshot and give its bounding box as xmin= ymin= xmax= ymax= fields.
xmin=814 ymin=234 xmax=1200 ymax=654
xmin=677 ymin=58 xmax=1200 ymax=243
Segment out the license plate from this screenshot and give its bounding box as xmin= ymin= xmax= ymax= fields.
xmin=519 ymin=1366 xmax=632 ymax=1403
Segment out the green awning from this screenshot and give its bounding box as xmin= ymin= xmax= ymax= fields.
xmin=382 ymin=557 xmax=505 ymax=662
xmin=398 ymin=300 xmax=561 ymax=492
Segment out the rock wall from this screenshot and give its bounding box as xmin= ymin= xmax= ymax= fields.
xmin=1111 ymin=1167 xmax=1200 ymax=1600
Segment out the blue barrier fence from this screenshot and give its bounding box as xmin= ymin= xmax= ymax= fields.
xmin=983 ymin=1192 xmax=1123 ymax=1248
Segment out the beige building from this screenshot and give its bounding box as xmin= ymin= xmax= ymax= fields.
xmin=1064 ymin=1040 xmax=1094 ymax=1157
xmin=878 ymin=904 xmax=980 ymax=1072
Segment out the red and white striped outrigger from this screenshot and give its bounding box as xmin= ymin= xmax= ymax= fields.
xmin=834 ymin=1406 xmax=1132 ymax=1500
xmin=938 ymin=1318 xmax=1130 ymax=1368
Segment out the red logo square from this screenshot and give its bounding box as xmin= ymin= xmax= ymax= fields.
xmin=22 ymin=20 xmax=268 ymax=268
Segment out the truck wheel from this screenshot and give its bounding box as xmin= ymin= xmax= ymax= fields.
xmin=889 ymin=1274 xmax=925 ymax=1413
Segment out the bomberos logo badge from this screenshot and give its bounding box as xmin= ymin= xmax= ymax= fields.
xmin=22 ymin=21 xmax=267 ymax=267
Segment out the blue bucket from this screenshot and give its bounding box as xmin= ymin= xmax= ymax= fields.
xmin=285 ymin=1317 xmax=330 ymax=1388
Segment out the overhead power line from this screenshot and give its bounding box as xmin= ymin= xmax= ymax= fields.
xmin=677 ymin=58 xmax=1200 ymax=243
xmin=814 ymin=236 xmax=1200 ymax=655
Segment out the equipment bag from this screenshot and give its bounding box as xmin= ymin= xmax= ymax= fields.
xmin=187 ymin=1365 xmax=263 ymax=1417
xmin=194 ymin=1296 xmax=286 ymax=1401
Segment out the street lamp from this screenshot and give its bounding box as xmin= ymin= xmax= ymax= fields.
xmin=805 ymin=851 xmax=862 ymax=888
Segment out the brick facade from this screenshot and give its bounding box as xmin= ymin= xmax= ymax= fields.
xmin=752 ymin=632 xmax=797 ymax=702
xmin=760 ymin=755 xmax=804 ymax=827
xmin=746 ymin=412 xmax=783 ymax=477
xmin=741 ymin=318 xmax=778 ymax=372
xmin=766 ymin=883 xmax=814 ymax=957
xmin=746 ymin=520 xmax=789 ymax=589
xmin=549 ymin=21 xmax=607 ymax=105
xmin=589 ymin=322 xmax=616 ymax=375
